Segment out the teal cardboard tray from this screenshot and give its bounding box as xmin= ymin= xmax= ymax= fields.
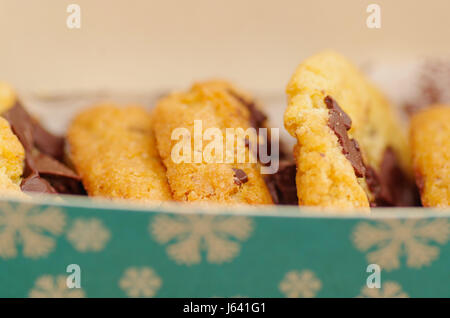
xmin=0 ymin=196 xmax=449 ymax=298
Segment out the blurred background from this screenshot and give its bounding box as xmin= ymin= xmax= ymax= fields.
xmin=0 ymin=0 xmax=449 ymax=96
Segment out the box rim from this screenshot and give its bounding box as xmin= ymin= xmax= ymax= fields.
xmin=1 ymin=194 xmax=449 ymax=219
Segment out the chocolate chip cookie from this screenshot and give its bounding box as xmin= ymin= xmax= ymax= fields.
xmin=285 ymin=51 xmax=417 ymax=209
xmin=152 ymin=80 xmax=273 ymax=204
xmin=67 ymin=104 xmax=172 ymax=202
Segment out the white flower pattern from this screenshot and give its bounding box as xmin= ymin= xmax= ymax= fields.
xmin=66 ymin=218 xmax=111 ymax=252
xmin=151 ymin=214 xmax=253 ymax=265
xmin=29 ymin=274 xmax=85 ymax=298
xmin=0 ymin=203 xmax=65 ymax=259
xmin=119 ymin=267 xmax=162 ymax=297
xmin=358 ymin=281 xmax=409 ymax=298
xmin=352 ymin=219 xmax=449 ymax=271
xmin=279 ymin=270 xmax=322 ymax=298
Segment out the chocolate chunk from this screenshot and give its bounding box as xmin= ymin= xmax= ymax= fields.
xmin=43 ymin=175 xmax=86 ymax=195
xmin=365 ymin=165 xmax=381 ymax=199
xmin=230 ymin=89 xmax=290 ymax=161
xmin=264 ymin=175 xmax=280 ymax=204
xmin=3 ymin=102 xmax=34 ymax=152
xmin=229 ymin=91 xmax=267 ymax=129
xmin=265 ymin=161 xmax=298 ymax=205
xmin=230 ymin=90 xmax=293 ymax=200
xmin=232 ymin=168 xmax=248 ymax=186
xmin=247 ymin=102 xmax=267 ymax=130
xmin=324 ymin=96 xmax=366 ymax=177
xmin=366 ymin=147 xmax=421 ymax=207
xmin=21 ymin=172 xmax=57 ymax=194
xmin=4 ymin=101 xmax=84 ymax=195
xmin=324 ymin=97 xmax=419 ymax=206
xmin=275 ymin=162 xmax=298 ymax=205
xmin=3 ymin=102 xmax=64 ymax=159
xmin=27 ymin=152 xmax=79 ymax=179
xmin=32 ymin=121 xmax=65 ymax=160
xmin=325 ymin=96 xmax=352 ymax=129
xmin=23 ymin=151 xmax=85 ymax=194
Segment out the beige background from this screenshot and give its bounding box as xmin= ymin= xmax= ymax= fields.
xmin=0 ymin=0 xmax=449 ymax=95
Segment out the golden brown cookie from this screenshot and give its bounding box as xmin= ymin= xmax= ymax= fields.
xmin=285 ymin=51 xmax=414 ymax=210
xmin=152 ymin=80 xmax=273 ymax=204
xmin=410 ymin=105 xmax=450 ymax=207
xmin=67 ymin=104 xmax=172 ymax=202
xmin=0 ymin=116 xmax=26 ymax=196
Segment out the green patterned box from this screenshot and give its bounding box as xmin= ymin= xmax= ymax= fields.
xmin=0 ymin=196 xmax=448 ymax=298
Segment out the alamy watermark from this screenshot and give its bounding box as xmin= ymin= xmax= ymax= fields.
xmin=366 ymin=264 xmax=381 ymax=288
xmin=366 ymin=4 xmax=381 ymax=29
xmin=171 ymin=120 xmax=280 ymax=174
xmin=66 ymin=4 xmax=81 ymax=29
xmin=66 ymin=264 xmax=81 ymax=289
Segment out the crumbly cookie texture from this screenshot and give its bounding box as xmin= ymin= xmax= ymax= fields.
xmin=285 ymin=51 xmax=411 ymax=210
xmin=410 ymin=105 xmax=450 ymax=207
xmin=0 ymin=117 xmax=25 ymax=194
xmin=67 ymin=104 xmax=172 ymax=201
xmin=152 ymin=80 xmax=273 ymax=204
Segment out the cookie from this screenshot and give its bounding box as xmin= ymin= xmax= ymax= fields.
xmin=0 ymin=116 xmax=25 ymax=195
xmin=285 ymin=51 xmax=416 ymax=209
xmin=67 ymin=104 xmax=172 ymax=201
xmin=410 ymin=105 xmax=450 ymax=207
xmin=152 ymin=80 xmax=273 ymax=204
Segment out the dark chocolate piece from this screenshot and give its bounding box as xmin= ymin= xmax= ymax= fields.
xmin=365 ymin=165 xmax=381 ymax=201
xmin=264 ymin=175 xmax=280 ymax=204
xmin=366 ymin=148 xmax=421 ymax=207
xmin=265 ymin=161 xmax=298 ymax=205
xmin=3 ymin=102 xmax=34 ymax=151
xmin=43 ymin=175 xmax=87 ymax=195
xmin=247 ymin=102 xmax=267 ymax=130
xmin=232 ymin=168 xmax=248 ymax=186
xmin=323 ymin=97 xmax=420 ymax=206
xmin=4 ymin=102 xmax=84 ymax=195
xmin=230 ymin=89 xmax=289 ymax=160
xmin=32 ymin=121 xmax=65 ymax=160
xmin=324 ymin=96 xmax=366 ymax=177
xmin=3 ymin=102 xmax=64 ymax=159
xmin=27 ymin=152 xmax=79 ymax=179
xmin=229 ymin=91 xmax=267 ymax=129
xmin=21 ymin=172 xmax=57 ymax=194
xmin=230 ymin=90 xmax=292 ymax=202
